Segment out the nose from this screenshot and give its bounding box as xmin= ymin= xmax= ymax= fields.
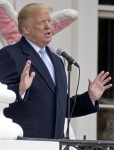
xmin=45 ymin=20 xmax=51 ymax=28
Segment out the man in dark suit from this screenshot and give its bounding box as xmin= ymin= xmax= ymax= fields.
xmin=0 ymin=3 xmax=112 ymax=139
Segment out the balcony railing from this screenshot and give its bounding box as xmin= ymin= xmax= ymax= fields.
xmin=59 ymin=139 xmax=114 ymax=150
xmin=18 ymin=137 xmax=114 ymax=150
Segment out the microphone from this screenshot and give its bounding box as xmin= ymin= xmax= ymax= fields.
xmin=57 ymin=48 xmax=79 ymax=68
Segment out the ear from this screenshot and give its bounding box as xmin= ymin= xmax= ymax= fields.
xmin=21 ymin=26 xmax=30 ymax=35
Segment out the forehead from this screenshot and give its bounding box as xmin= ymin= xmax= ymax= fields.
xmin=35 ymin=11 xmax=51 ymax=19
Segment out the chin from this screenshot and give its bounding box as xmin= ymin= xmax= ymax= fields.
xmin=45 ymin=39 xmax=52 ymax=44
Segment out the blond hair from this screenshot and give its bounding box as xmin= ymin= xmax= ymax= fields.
xmin=18 ymin=3 xmax=53 ymax=33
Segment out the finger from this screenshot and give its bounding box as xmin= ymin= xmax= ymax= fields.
xmin=94 ymin=71 xmax=105 ymax=81
xmin=102 ymin=77 xmax=112 ymax=85
xmin=100 ymin=72 xmax=109 ymax=82
xmin=23 ymin=60 xmax=31 ymax=73
xmin=88 ymin=79 xmax=93 ymax=85
xmin=21 ymin=70 xmax=29 ymax=81
xmin=21 ymin=69 xmax=29 ymax=79
xmin=30 ymin=72 xmax=35 ymax=80
xmin=21 ymin=60 xmax=31 ymax=78
xmin=104 ymin=84 xmax=112 ymax=91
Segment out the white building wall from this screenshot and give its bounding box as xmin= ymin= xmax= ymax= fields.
xmin=71 ymin=0 xmax=98 ymax=140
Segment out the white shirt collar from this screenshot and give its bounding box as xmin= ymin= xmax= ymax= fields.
xmin=25 ymin=38 xmax=45 ymax=53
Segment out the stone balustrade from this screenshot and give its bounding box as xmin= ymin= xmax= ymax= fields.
xmin=0 ymin=82 xmax=23 ymax=139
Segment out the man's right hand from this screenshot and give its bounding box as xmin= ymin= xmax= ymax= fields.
xmin=19 ymin=60 xmax=35 ymax=95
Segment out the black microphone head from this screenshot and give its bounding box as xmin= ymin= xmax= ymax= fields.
xmin=57 ymin=48 xmax=80 ymax=68
xmin=56 ymin=48 xmax=64 ymax=56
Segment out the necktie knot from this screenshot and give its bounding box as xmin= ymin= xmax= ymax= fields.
xmin=39 ymin=48 xmax=46 ymax=56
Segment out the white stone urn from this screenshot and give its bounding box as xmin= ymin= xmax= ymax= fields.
xmin=0 ymin=82 xmax=23 ymax=139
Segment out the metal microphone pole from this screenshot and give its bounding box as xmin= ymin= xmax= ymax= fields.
xmin=66 ymin=62 xmax=72 ymax=140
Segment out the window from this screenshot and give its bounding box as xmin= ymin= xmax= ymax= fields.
xmin=99 ymin=0 xmax=114 ymax=5
xmin=98 ymin=18 xmax=114 ymax=104
xmin=97 ymin=2 xmax=114 ymax=140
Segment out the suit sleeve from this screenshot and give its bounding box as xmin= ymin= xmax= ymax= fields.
xmin=68 ymin=91 xmax=99 ymax=117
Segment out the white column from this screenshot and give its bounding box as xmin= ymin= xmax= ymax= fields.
xmin=71 ymin=0 xmax=98 ymax=140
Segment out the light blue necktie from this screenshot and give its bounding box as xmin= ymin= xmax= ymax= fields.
xmin=39 ymin=48 xmax=55 ymax=84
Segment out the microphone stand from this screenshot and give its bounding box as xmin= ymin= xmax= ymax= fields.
xmin=66 ymin=62 xmax=72 ymax=140
xmin=63 ymin=59 xmax=80 ymax=150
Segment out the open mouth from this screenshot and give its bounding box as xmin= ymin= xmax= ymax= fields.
xmin=45 ymin=31 xmax=52 ymax=37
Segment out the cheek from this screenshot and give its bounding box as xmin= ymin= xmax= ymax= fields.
xmin=35 ymin=28 xmax=44 ymax=36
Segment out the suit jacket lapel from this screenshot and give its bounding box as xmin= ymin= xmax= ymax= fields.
xmin=47 ymin=47 xmax=68 ymax=138
xmin=19 ymin=37 xmax=55 ymax=93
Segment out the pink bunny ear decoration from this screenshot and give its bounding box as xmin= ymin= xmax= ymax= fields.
xmin=0 ymin=0 xmax=79 ymax=47
xmin=0 ymin=0 xmax=20 ymax=46
xmin=51 ymin=9 xmax=79 ymax=35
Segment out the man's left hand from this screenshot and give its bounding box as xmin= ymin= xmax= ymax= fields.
xmin=88 ymin=71 xmax=112 ymax=102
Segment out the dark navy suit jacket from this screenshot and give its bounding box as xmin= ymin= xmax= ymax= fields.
xmin=0 ymin=37 xmax=99 ymax=139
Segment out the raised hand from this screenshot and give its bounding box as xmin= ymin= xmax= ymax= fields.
xmin=88 ymin=71 xmax=112 ymax=102
xmin=19 ymin=60 xmax=35 ymax=95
